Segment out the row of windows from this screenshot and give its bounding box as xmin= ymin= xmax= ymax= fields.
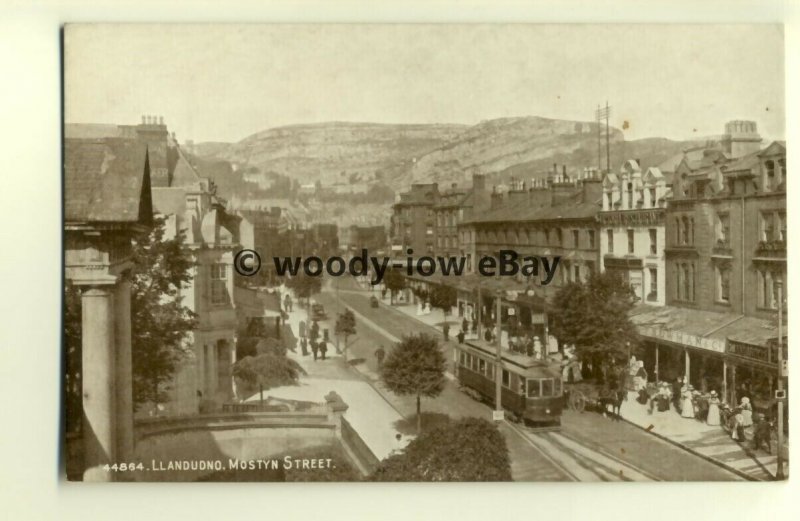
xmin=560 ymin=260 xmax=596 ymax=284
xmin=476 ymin=227 xmax=596 ymax=249
xmin=604 ymin=186 xmax=660 ymax=210
xmin=677 ymin=263 xmax=785 ymax=310
xmin=606 ymin=228 xmax=658 ymax=255
xmin=458 ymin=351 xmax=562 ymax=397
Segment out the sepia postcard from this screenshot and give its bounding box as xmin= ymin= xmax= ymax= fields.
xmin=63 ymin=23 xmax=787 ymax=482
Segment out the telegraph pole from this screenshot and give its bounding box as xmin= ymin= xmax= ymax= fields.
xmin=595 ymin=102 xmax=612 ymax=173
xmin=776 ymin=278 xmax=785 ymax=480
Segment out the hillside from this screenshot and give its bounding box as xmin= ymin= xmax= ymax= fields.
xmin=193 ymin=117 xmax=696 ymax=192
xmin=200 ymin=122 xmax=467 ymax=187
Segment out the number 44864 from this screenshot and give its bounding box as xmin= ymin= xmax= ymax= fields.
xmin=103 ymin=462 xmax=144 ymax=472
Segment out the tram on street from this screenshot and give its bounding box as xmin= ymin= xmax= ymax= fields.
xmin=454 ymin=339 xmax=565 ymax=427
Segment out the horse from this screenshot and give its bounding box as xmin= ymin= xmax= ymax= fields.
xmin=598 ymin=387 xmax=627 ymax=421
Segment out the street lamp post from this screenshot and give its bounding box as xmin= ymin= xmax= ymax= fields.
xmin=776 ymin=278 xmax=786 ymax=480
xmin=495 ymin=290 xmax=503 ymax=418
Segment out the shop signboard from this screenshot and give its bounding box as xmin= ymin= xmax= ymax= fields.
xmin=637 ymin=326 xmax=726 ymax=353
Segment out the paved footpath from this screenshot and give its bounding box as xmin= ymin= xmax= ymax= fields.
xmin=620 ymin=392 xmax=787 ymax=480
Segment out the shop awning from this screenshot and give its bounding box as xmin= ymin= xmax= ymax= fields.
xmin=629 ymin=305 xmax=739 ymax=354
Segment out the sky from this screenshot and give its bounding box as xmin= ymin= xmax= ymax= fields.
xmin=65 ymin=24 xmax=785 ymax=144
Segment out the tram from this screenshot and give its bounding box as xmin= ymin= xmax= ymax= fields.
xmin=454 ymin=339 xmax=564 ymax=426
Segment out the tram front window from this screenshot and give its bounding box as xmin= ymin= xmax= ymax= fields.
xmin=541 ymin=379 xmax=554 ymax=397
xmin=527 ymin=379 xmax=541 ymax=398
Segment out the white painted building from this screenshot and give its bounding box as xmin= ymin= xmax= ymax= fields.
xmin=599 ymin=160 xmax=668 ymax=306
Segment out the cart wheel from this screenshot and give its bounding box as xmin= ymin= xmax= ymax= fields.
xmin=569 ymin=390 xmax=586 ymax=413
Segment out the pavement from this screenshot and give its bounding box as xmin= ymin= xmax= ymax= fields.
xmin=619 ymin=391 xmax=788 ymax=480
xmin=243 ymin=291 xmax=410 ymax=462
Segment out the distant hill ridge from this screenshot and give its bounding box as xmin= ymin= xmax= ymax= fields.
xmin=192 ymin=116 xmax=697 ymax=190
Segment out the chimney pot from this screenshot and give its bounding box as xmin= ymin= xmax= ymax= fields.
xmin=562 ymin=165 xmax=567 ymax=178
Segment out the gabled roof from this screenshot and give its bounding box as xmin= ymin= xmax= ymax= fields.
xmin=65 ymin=138 xmax=152 ymax=224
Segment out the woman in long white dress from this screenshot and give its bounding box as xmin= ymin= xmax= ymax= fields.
xmin=706 ymin=390 xmax=721 ymax=426
xmin=739 ymin=397 xmax=753 ymax=427
xmin=680 ymin=387 xmax=696 ymax=418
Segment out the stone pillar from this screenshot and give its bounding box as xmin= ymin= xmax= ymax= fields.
xmin=325 ymin=391 xmax=349 ymax=437
xmin=684 ymin=349 xmax=690 ymax=386
xmin=81 ymin=286 xmax=117 ymax=482
xmin=114 ymin=280 xmax=134 ymax=462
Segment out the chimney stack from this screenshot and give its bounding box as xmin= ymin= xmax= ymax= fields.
xmin=562 ymin=165 xmax=567 ymax=179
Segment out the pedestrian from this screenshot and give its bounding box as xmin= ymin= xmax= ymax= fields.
xmin=706 ymin=390 xmax=721 ymax=426
xmin=680 ymin=386 xmax=695 ymax=419
xmin=375 ymin=345 xmax=386 ymax=368
xmin=731 ymin=408 xmax=746 ymax=442
xmin=739 ymin=397 xmax=753 ymax=427
xmin=462 ymin=318 xmax=469 ymax=333
xmin=284 ymin=293 xmax=293 ymax=312
xmin=319 ymin=340 xmax=328 ymax=360
xmin=751 ymin=413 xmax=772 ymax=454
xmin=672 ymin=376 xmax=683 ymax=412
xmin=443 ymin=323 xmax=450 ymax=341
xmin=301 ymin=336 xmax=309 ymax=357
xmin=311 ymin=340 xmax=319 ymax=361
xmin=457 ymin=330 xmax=465 ymax=344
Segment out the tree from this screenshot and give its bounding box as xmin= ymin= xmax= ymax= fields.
xmin=64 ymin=216 xmax=197 ymax=415
xmin=429 ymin=284 xmax=457 ymax=324
xmin=232 ymin=353 xmax=307 ymax=402
xmin=285 ymin=272 xmax=322 ymax=319
xmin=383 ymin=268 xmax=406 ymax=305
xmin=549 ymin=271 xmax=640 ymax=376
xmin=381 ymin=333 xmax=446 ymax=433
xmin=370 ymin=417 xmax=512 ymax=481
xmin=335 ymin=309 xmax=357 ymax=361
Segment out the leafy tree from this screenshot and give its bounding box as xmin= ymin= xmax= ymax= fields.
xmin=232 ymin=353 xmax=307 ymax=401
xmin=64 ymin=216 xmax=197 ymax=416
xmin=384 ymin=268 xmax=406 ymax=305
xmin=381 ymin=333 xmax=446 ymax=433
xmin=285 ymin=272 xmax=322 ymax=318
xmin=371 ymin=417 xmax=512 ymax=481
xmin=335 ymin=309 xmax=357 ymax=361
xmin=429 ymin=284 xmax=457 ymax=323
xmin=549 ymin=271 xmax=639 ymax=376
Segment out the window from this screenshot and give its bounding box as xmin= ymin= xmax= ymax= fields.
xmin=716 ymin=213 xmax=730 ymax=245
xmin=627 ymin=229 xmax=635 ymax=254
xmin=527 ymin=380 xmax=541 ymax=398
xmin=676 ymin=263 xmax=683 ymax=300
xmin=588 ymin=230 xmax=595 ymax=249
xmin=502 ymin=369 xmax=510 ymax=388
xmin=541 ymin=379 xmax=554 ymax=397
xmin=562 ymin=261 xmax=570 ymax=284
xmin=572 ymin=230 xmax=580 ymax=248
xmin=681 ymin=217 xmax=690 ymax=245
xmin=779 ymin=212 xmax=786 ymax=242
xmin=586 ymin=261 xmax=595 ymax=275
xmin=626 ymin=183 xmax=633 ymax=209
xmin=555 ymin=228 xmax=563 ymax=246
xmin=675 ymin=218 xmax=682 ymax=245
xmin=460 ymin=352 xmax=466 ymax=366
xmin=765 ymin=160 xmax=776 ymax=191
xmin=607 ymin=229 xmax=614 ymax=253
xmin=573 ymin=264 xmax=580 ymax=282
xmin=211 ymin=263 xmax=228 ymax=305
xmin=682 ymin=264 xmax=691 ymax=301
xmin=761 ymin=211 xmax=775 ymax=241
xmin=649 ymin=188 xmax=657 ymax=207
xmin=649 ymin=228 xmax=657 ymax=255
xmin=554 ymin=378 xmax=562 ymax=397
xmin=717 ymin=266 xmax=731 ymax=303
xmin=606 ymin=193 xmax=613 ymax=209
xmin=478 ymin=358 xmax=487 ymax=375
xmin=648 ymin=268 xmax=658 ymax=302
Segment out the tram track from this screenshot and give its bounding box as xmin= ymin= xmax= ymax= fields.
xmin=505 ymin=420 xmax=660 ymax=482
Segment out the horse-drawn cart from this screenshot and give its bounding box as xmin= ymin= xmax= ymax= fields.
xmin=565 ymin=380 xmax=626 ymax=417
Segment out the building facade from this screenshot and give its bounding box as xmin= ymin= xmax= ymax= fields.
xmin=390 ymin=183 xmax=440 ymax=256
xmin=600 ymin=160 xmax=668 ymax=305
